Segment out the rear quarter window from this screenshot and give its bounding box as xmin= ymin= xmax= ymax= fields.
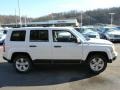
xmin=10 ymin=30 xmax=26 ymax=41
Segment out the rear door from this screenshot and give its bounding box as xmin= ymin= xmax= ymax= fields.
xmin=28 ymin=29 xmax=52 ymax=60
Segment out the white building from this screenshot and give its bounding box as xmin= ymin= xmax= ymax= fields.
xmin=2 ymin=19 xmax=80 ymax=28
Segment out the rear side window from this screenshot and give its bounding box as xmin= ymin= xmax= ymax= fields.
xmin=30 ymin=30 xmax=48 ymax=42
xmin=10 ymin=31 xmax=26 ymax=41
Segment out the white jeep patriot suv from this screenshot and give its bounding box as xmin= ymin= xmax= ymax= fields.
xmin=3 ymin=27 xmax=117 ymax=74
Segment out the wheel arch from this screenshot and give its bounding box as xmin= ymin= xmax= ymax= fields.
xmin=11 ymin=52 xmax=32 ymax=63
xmin=86 ymin=51 xmax=109 ymax=62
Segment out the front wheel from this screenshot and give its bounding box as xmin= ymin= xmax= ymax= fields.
xmin=87 ymin=54 xmax=107 ymax=74
xmin=13 ymin=55 xmax=32 ymax=73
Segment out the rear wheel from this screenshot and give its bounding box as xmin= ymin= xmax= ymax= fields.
xmin=87 ymin=54 xmax=107 ymax=74
xmin=13 ymin=55 xmax=32 ymax=73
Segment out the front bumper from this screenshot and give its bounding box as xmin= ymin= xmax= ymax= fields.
xmin=107 ymin=37 xmax=120 ymax=42
xmin=109 ymin=39 xmax=120 ymax=42
xmin=109 ymin=56 xmax=117 ymax=63
xmin=108 ymin=51 xmax=117 ymax=63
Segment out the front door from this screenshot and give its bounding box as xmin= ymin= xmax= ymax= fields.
xmin=52 ymin=30 xmax=83 ymax=60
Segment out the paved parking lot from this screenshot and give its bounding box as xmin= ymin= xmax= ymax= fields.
xmin=0 ymin=44 xmax=120 ymax=90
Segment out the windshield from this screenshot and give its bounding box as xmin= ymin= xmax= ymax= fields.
xmin=83 ymin=29 xmax=95 ymax=33
xmin=104 ymin=27 xmax=119 ymax=32
xmin=112 ymin=27 xmax=120 ymax=31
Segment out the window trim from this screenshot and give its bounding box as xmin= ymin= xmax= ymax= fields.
xmin=29 ymin=30 xmax=49 ymax=42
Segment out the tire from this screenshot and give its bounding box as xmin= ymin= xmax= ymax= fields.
xmin=13 ymin=55 xmax=32 ymax=73
xmin=87 ymin=54 xmax=107 ymax=74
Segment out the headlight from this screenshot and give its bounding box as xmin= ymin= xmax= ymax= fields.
xmin=112 ymin=44 xmax=115 ymax=52
xmin=107 ymin=34 xmax=114 ymax=37
xmin=106 ymin=34 xmax=114 ymax=39
xmin=109 ymin=34 xmax=114 ymax=37
xmin=110 ymin=44 xmax=115 ymax=53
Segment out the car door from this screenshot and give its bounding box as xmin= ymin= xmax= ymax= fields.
xmin=29 ymin=29 xmax=52 ymax=60
xmin=52 ymin=30 xmax=83 ymax=60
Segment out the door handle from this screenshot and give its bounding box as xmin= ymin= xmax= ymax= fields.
xmin=54 ymin=46 xmax=62 ymax=48
xmin=29 ymin=45 xmax=37 ymax=47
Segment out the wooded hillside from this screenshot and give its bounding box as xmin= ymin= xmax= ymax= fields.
xmin=0 ymin=7 xmax=120 ymax=25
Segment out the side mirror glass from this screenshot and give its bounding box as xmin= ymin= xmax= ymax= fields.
xmin=70 ymin=38 xmax=77 ymax=43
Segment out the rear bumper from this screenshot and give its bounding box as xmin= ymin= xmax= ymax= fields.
xmin=0 ymin=40 xmax=4 ymax=44
xmin=3 ymin=56 xmax=12 ymax=63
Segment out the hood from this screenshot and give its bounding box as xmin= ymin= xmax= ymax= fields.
xmin=83 ymin=31 xmax=98 ymax=35
xmin=84 ymin=38 xmax=113 ymax=45
xmin=107 ymin=30 xmax=120 ymax=35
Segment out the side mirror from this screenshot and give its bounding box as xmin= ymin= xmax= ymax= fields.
xmin=77 ymin=38 xmax=81 ymax=44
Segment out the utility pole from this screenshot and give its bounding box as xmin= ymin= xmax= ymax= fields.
xmin=80 ymin=11 xmax=83 ymax=27
xmin=15 ymin=9 xmax=17 ymax=27
xmin=109 ymin=13 xmax=115 ymax=27
xmin=51 ymin=13 xmax=55 ymax=27
xmin=24 ymin=15 xmax=27 ymax=27
xmin=18 ymin=0 xmax=22 ymax=27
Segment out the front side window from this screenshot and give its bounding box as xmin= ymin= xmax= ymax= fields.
xmin=30 ymin=30 xmax=48 ymax=42
xmin=10 ymin=31 xmax=26 ymax=41
xmin=52 ymin=30 xmax=77 ymax=42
